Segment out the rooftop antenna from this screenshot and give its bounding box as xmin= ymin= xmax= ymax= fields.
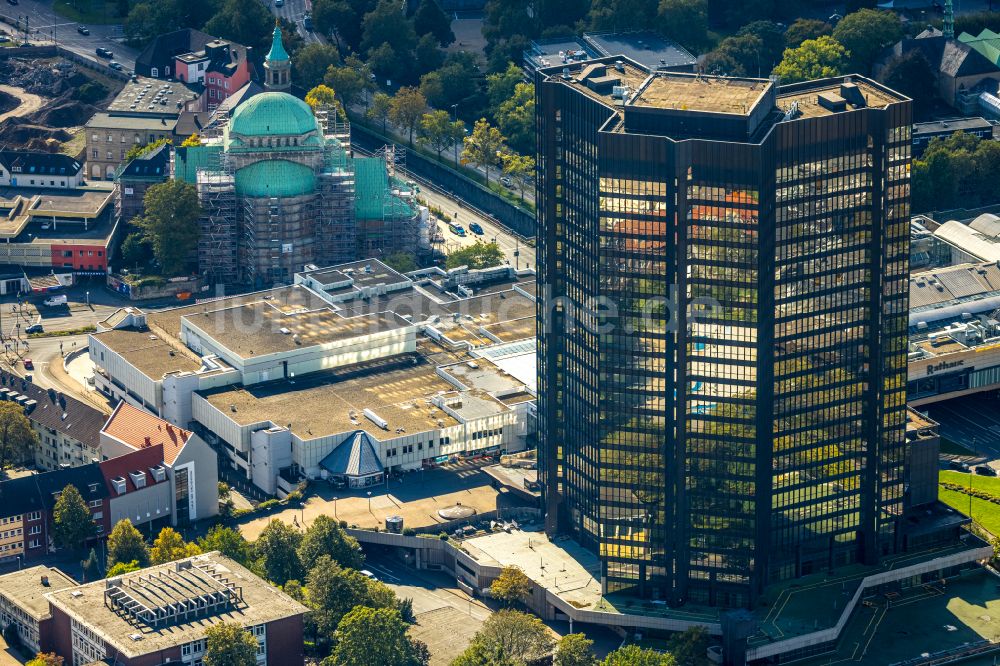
xmin=943 ymin=0 xmax=954 ymax=39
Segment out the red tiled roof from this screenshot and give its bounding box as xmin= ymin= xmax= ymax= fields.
xmin=98 ymin=443 xmax=166 ymax=494
xmin=102 ymin=402 xmax=192 ymax=465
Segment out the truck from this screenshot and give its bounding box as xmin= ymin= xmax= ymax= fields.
xmin=43 ymin=294 xmax=67 ymax=307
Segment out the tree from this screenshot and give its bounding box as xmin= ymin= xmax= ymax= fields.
xmin=125 ymin=0 xmax=184 ymax=47
xmin=295 ymin=43 xmax=341 ymax=90
xmin=313 ymin=0 xmax=370 ymax=52
xmin=107 ymin=519 xmax=150 ymax=568
xmin=0 ymin=401 xmax=38 ymax=470
xmin=601 ymin=645 xmax=676 ymax=666
xmin=419 ymin=110 xmax=464 ymax=161
xmin=453 ymin=610 xmax=553 ymax=666
xmin=150 ymin=527 xmax=201 ymax=565
xmin=496 ymin=83 xmax=534 ymax=155
xmin=589 ymin=0 xmax=657 ymax=31
xmin=555 ymin=634 xmax=598 ymax=666
xmin=52 ymin=485 xmax=93 ymax=551
xmin=878 ymin=50 xmax=936 ymax=118
xmin=463 ymin=119 xmax=507 ymax=184
xmin=324 ymin=64 xmax=368 ymax=108
xmin=305 ymin=84 xmax=342 ymax=117
xmin=665 ymin=627 xmax=708 ymax=665
xmin=446 ymin=241 xmax=505 ymax=270
xmin=72 ymin=80 xmax=109 ymax=104
xmin=785 ymin=18 xmax=832 ymax=48
xmin=772 ymin=36 xmax=848 ymax=83
xmin=415 ymin=33 xmax=446 ymax=73
xmin=26 ymin=655 xmax=63 ymax=666
xmin=368 ymin=92 xmax=393 ymax=134
xmin=298 ymin=514 xmax=364 ymax=569
xmin=390 ymin=87 xmax=428 ymax=145
xmin=384 ymin=251 xmax=418 ymax=273
xmin=119 ymin=231 xmax=152 ymax=270
xmin=136 ymin=180 xmax=200 ymax=276
xmin=328 ymin=607 xmax=427 ymax=666
xmin=181 ymin=133 xmax=202 ymax=147
xmin=106 ymin=560 xmax=142 ymax=577
xmin=254 ymin=519 xmax=303 ymax=585
xmin=490 ymin=566 xmax=532 ymax=606
xmin=204 ymin=622 xmax=258 ymax=666
xmin=657 ymin=0 xmax=708 ymax=53
xmin=203 ymin=0 xmax=274 ymax=52
xmin=199 ymin=525 xmax=253 ymax=566
xmin=81 ymin=548 xmax=101 ymax=583
xmin=125 ymin=137 xmax=171 ymax=164
xmin=486 ymin=62 xmax=523 ymax=113
xmin=501 ymin=153 xmax=535 ymax=202
xmin=306 ymin=555 xmax=399 ymax=635
xmin=831 ymin=9 xmax=902 ymax=74
xmin=414 ymin=0 xmax=454 ymax=46
xmin=736 ymin=21 xmax=786 ymax=74
xmin=362 ymin=0 xmax=418 ymax=81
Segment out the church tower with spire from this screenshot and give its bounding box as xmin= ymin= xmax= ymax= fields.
xmin=264 ymin=23 xmax=291 ymax=92
xmin=943 ymin=0 xmax=954 ymax=39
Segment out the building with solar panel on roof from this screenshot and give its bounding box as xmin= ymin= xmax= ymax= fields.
xmin=174 ymin=26 xmax=428 ymax=288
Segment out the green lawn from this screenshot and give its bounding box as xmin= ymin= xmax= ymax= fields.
xmin=940 ymin=470 xmax=1000 ymax=494
xmin=53 ymin=0 xmax=124 ymax=25
xmin=938 ymin=487 xmax=1000 ymax=536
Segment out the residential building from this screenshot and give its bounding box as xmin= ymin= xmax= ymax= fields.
xmin=912 ymin=117 xmax=994 ymax=156
xmin=0 ymin=151 xmax=83 ymax=189
xmin=113 ymin=142 xmax=171 ymax=232
xmin=536 ymin=58 xmax=912 ymax=609
xmin=84 ymin=77 xmax=201 ymax=181
xmin=173 ymin=27 xmax=427 ymax=287
xmin=135 ymin=28 xmax=255 ymax=85
xmin=100 ymin=401 xmax=218 ymax=525
xmin=99 ymin=441 xmax=173 ymax=532
xmin=0 ymin=566 xmax=76 ymax=655
xmin=90 ymin=259 xmax=537 ymax=496
xmin=44 ymin=552 xmax=307 ymax=666
xmin=175 ymin=38 xmax=252 ymax=110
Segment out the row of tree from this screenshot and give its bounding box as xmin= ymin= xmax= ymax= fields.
xmin=912 ymin=131 xmax=1000 ymax=214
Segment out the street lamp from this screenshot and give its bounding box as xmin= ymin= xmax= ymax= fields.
xmin=332 ymin=496 xmax=338 ymax=521
xmin=367 ymin=490 xmax=372 ymax=514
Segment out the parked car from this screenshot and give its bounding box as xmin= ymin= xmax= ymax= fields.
xmin=25 ymin=324 xmax=43 ymax=334
xmin=95 ymin=47 xmax=112 ymax=58
xmin=43 ymin=294 xmax=67 ymax=307
xmin=359 ymin=570 xmax=378 ymax=581
xmin=977 ymin=465 xmax=997 ymax=476
xmin=76 ymin=25 xmax=89 ymax=35
xmin=109 ymin=61 xmax=124 ymax=71
xmin=949 ymin=460 xmax=966 ymax=471
xmin=274 ymin=0 xmax=283 ymax=6
xmin=469 ymin=222 xmax=484 ymax=235
xmin=499 ymin=176 xmax=513 ymax=188
xmin=303 ymin=14 xmax=313 ymax=30
xmin=449 ymin=223 xmax=466 ymax=237
xmin=22 ymin=358 xmax=32 ymax=370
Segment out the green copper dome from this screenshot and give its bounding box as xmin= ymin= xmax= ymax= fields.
xmin=267 ymin=24 xmax=289 ymax=62
xmin=228 ymin=92 xmax=320 ymax=137
xmin=235 ymin=160 xmax=316 ymax=197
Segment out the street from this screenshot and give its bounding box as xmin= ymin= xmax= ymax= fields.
xmin=0 ymin=0 xmax=137 ymax=71
xmin=926 ymin=394 xmax=1000 ymax=459
xmin=264 ymin=0 xmax=322 ymax=45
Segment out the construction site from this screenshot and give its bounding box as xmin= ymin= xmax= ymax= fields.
xmin=174 ymin=96 xmax=430 ymax=289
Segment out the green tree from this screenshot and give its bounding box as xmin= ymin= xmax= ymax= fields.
xmin=831 ymin=9 xmax=902 ymax=74
xmin=254 ymin=519 xmax=303 ymax=585
xmin=204 ymin=622 xmax=258 ymax=666
xmin=415 ymin=32 xmax=446 ymax=73
xmin=150 ymin=527 xmax=201 ymax=565
xmin=135 ymin=180 xmax=200 ymax=276
xmin=298 ymin=514 xmax=364 ymax=569
xmin=203 ymin=0 xmax=274 ymax=52
xmin=773 ymin=36 xmax=848 ymax=83
xmin=785 ymin=18 xmax=832 ymax=48
xmin=495 ymin=82 xmax=534 ymax=155
xmin=462 ymin=119 xmax=507 ymax=184
xmin=306 ymin=555 xmax=400 ymax=635
xmin=486 ymin=62 xmax=523 ymax=112
xmin=313 ymin=0 xmax=370 ymax=52
xmin=446 ymin=241 xmax=505 ymax=269
xmin=555 ymin=634 xmax=598 ymax=666
xmin=657 ymin=0 xmax=708 ymax=53
xmin=52 ymin=485 xmax=93 ymax=552
xmin=125 ymin=137 xmax=170 ymax=164
xmin=383 ymin=251 xmax=418 ymax=273
xmin=119 ymin=230 xmax=152 ymax=270
xmin=327 ymin=607 xmax=428 ymax=666
xmin=324 ymin=64 xmax=369 ymax=108
xmin=295 ymin=43 xmax=341 ymax=90
xmin=124 ymin=0 xmax=183 ymax=47
xmin=665 ymin=627 xmax=709 ymax=665
xmin=389 ymin=87 xmax=428 ymax=145
xmin=489 ymin=566 xmax=532 ymax=606
xmin=589 ymin=0 xmax=657 ymax=31
xmin=501 ymin=153 xmax=535 ymax=202
xmin=602 ymin=645 xmax=676 ymax=666
xmin=106 ymin=560 xmax=141 ymax=577
xmin=736 ymin=20 xmax=786 ymax=74
xmin=419 ymin=109 xmax=465 ymax=161
xmin=878 ymin=50 xmax=937 ymax=118
xmin=0 ymin=401 xmax=38 ymax=470
xmin=419 ymin=71 xmax=446 ymax=108
xmin=72 ymin=80 xmax=109 ymax=104
xmin=362 ymin=0 xmax=418 ymax=79
xmin=452 ymin=610 xmax=553 ymax=666
xmin=413 ymin=0 xmax=454 ymax=46
xmin=199 ymin=525 xmax=253 ymax=566
xmin=107 ymin=519 xmax=150 ymax=568
xmin=368 ymin=92 xmax=393 ymax=134
xmin=81 ymin=548 xmax=101 ymax=583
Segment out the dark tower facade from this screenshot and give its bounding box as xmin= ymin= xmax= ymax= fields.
xmin=536 ymin=60 xmax=911 ymax=608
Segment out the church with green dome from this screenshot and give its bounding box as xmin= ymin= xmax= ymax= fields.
xmin=174 ymin=26 xmax=426 ymax=287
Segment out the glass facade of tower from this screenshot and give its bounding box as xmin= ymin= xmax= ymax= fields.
xmin=537 ymin=62 xmax=911 ymax=608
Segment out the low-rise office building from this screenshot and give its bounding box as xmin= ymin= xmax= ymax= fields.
xmin=0 ymin=566 xmax=77 ymax=655
xmin=90 ymin=259 xmax=537 ymax=496
xmin=99 ymin=441 xmax=173 ymax=532
xmin=912 ymin=117 xmax=994 ymax=155
xmin=45 ymin=552 xmax=307 ymax=666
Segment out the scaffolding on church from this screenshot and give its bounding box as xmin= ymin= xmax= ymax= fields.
xmin=195 ymin=149 xmax=238 ymax=285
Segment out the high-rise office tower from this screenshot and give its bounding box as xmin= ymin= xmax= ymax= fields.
xmin=536 ymin=60 xmax=911 ymax=608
